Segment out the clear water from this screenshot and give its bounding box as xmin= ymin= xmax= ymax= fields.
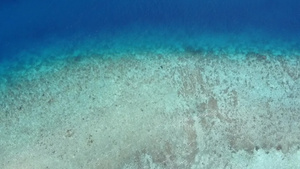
xmin=1 ymin=0 xmax=300 ymax=61
xmin=0 ymin=0 xmax=300 ymax=168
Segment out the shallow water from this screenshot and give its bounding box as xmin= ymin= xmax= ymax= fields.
xmin=0 ymin=0 xmax=300 ymax=169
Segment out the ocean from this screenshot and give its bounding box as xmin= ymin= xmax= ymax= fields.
xmin=0 ymin=0 xmax=300 ymax=168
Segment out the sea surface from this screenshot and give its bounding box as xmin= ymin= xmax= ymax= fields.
xmin=0 ymin=0 xmax=300 ymax=168
xmin=1 ymin=0 xmax=300 ymax=61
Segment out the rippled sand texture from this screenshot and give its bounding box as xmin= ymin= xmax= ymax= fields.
xmin=0 ymin=49 xmax=300 ymax=168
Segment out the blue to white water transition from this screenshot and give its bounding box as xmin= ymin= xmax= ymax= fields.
xmin=0 ymin=0 xmax=300 ymax=168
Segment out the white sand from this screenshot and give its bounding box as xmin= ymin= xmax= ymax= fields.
xmin=0 ymin=32 xmax=300 ymax=168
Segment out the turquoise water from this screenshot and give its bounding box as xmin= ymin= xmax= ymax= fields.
xmin=0 ymin=1 xmax=300 ymax=169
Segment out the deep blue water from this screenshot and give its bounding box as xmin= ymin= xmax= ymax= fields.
xmin=1 ymin=0 xmax=300 ymax=61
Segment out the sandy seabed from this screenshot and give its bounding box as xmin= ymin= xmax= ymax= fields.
xmin=0 ymin=45 xmax=300 ymax=169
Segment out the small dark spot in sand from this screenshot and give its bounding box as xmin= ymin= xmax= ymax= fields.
xmin=66 ymin=129 xmax=74 ymax=137
xmin=74 ymin=55 xmax=82 ymax=62
xmin=87 ymin=134 xmax=94 ymax=146
xmin=184 ymin=45 xmax=204 ymax=55
xmin=276 ymin=145 xmax=282 ymax=151
xmin=255 ymin=146 xmax=260 ymax=151
xmin=18 ymin=106 xmax=23 ymax=110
